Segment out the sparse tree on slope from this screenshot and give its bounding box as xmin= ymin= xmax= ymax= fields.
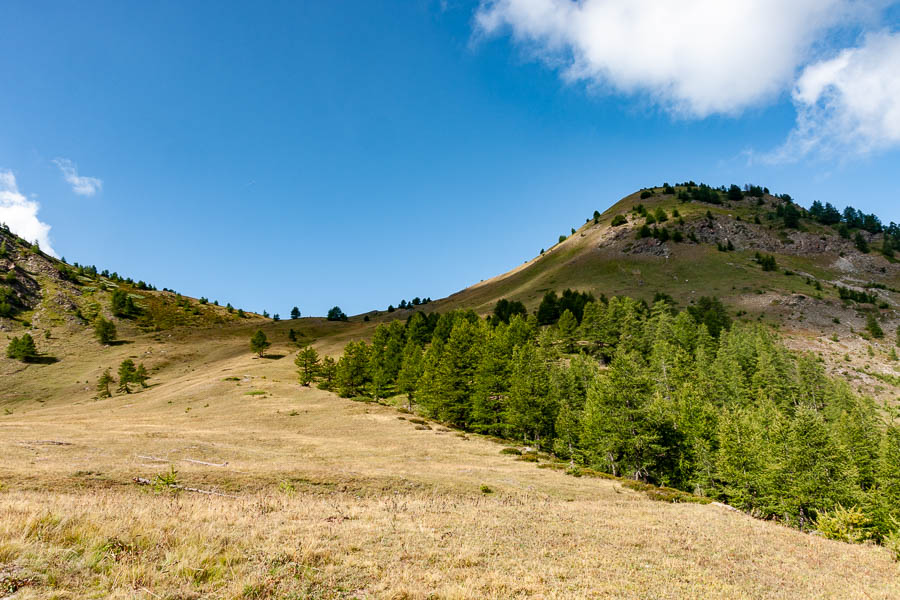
xmin=295 ymin=345 xmax=321 ymax=386
xmin=117 ymin=359 xmax=137 ymax=394
xmin=94 ymin=317 xmax=117 ymax=345
xmin=250 ymin=330 xmax=270 ymax=357
xmin=6 ymin=333 xmax=37 ymax=362
xmin=96 ymin=368 xmax=114 ymax=398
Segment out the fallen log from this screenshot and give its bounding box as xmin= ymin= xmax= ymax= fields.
xmin=132 ymin=477 xmax=237 ymax=498
xmin=136 ymin=455 xmax=228 ymax=467
xmin=183 ymin=458 xmax=229 ymax=467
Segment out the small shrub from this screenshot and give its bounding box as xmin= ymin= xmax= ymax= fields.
xmin=152 ymin=466 xmax=180 ymax=493
xmin=500 ymin=447 xmax=522 ymax=455
xmin=480 ymin=484 xmax=494 ymax=494
xmin=640 ymin=190 xmax=653 ymax=199
xmin=611 ymin=214 xmax=627 ymax=227
xmin=815 ymin=505 xmax=872 ymax=543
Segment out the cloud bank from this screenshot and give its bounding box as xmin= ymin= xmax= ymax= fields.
xmin=475 ymin=0 xmax=897 ymax=158
xmin=771 ymin=30 xmax=900 ymax=161
xmin=0 ymin=170 xmax=56 ymax=256
xmin=53 ymin=157 xmax=102 ymax=196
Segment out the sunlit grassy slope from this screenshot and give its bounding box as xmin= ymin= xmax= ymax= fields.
xmin=2 ymin=319 xmax=900 ymax=599
xmin=3 ymin=188 xmax=900 ymax=597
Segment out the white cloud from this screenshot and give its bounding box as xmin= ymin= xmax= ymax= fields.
xmin=53 ymin=157 xmax=102 ymax=196
xmin=769 ymin=30 xmax=900 ymax=161
xmin=0 ymin=170 xmax=57 ymax=256
xmin=474 ymin=0 xmax=878 ymax=117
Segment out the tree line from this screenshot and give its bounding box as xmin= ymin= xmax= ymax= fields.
xmin=321 ymin=295 xmax=900 ymax=548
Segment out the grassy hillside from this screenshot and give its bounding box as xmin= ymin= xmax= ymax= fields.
xmin=3 ymin=321 xmax=900 ymax=598
xmin=3 ymin=188 xmax=900 ymax=597
xmin=430 ymin=185 xmax=900 ymax=402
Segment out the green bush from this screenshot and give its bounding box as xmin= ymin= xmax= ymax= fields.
xmin=500 ymin=447 xmax=522 ymax=455
xmin=815 ymin=505 xmax=872 ymax=543
xmin=611 ymin=214 xmax=627 ymax=227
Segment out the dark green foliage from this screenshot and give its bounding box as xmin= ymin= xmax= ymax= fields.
xmin=663 ymin=184 xmax=675 ymax=195
xmin=537 ymin=289 xmax=594 ymax=326
xmin=93 ymin=317 xmax=117 ymax=345
xmin=327 ymin=306 xmax=348 ymax=321
xmin=727 ymin=184 xmax=743 ymax=201
xmin=640 ymin=190 xmax=653 ymax=199
xmin=250 ymin=330 xmax=270 ymax=357
xmin=755 ymin=252 xmax=778 ymax=271
xmin=558 ymin=234 xmax=567 ymax=244
xmin=96 ymin=369 xmax=114 ymax=398
xmin=654 ymin=207 xmax=668 ymax=222
xmin=867 ymin=313 xmax=885 ymax=339
xmin=783 ymin=203 xmax=801 ymax=228
xmin=855 ymin=232 xmax=870 ymax=254
xmin=0 ymin=286 xmax=15 ymax=317
xmin=610 ymin=214 xmax=627 ymax=226
xmin=637 ymin=224 xmax=652 ymax=239
xmin=492 ymin=298 xmax=527 ymax=325
xmin=6 ymin=333 xmax=37 ymax=361
xmin=295 ymin=345 xmax=320 ymax=386
xmin=672 ymin=230 xmax=684 ymax=243
xmin=687 ymin=296 xmax=731 ymax=338
xmin=290 ymin=306 xmax=301 ymax=319
xmin=536 ymin=291 xmax=560 ymax=325
xmin=335 ymin=341 xmax=371 ymax=397
xmin=117 ymin=359 xmax=137 ymax=394
xmin=110 ymin=289 xmax=138 ymax=317
xmin=837 ymin=287 xmax=878 ymax=304
xmin=317 ymin=356 xmax=337 ymax=391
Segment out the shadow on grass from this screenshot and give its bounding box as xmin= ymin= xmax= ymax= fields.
xmin=106 ymin=340 xmax=133 ymax=346
xmin=261 ymin=353 xmax=286 ymax=360
xmin=27 ymin=356 xmax=59 ymax=365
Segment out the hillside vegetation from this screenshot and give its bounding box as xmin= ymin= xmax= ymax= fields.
xmin=3 ymin=186 xmax=900 ymax=598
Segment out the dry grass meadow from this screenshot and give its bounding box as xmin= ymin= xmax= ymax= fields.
xmin=2 ymin=317 xmax=900 ymax=599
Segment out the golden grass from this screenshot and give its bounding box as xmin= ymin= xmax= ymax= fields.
xmin=2 ymin=321 xmax=900 ymax=598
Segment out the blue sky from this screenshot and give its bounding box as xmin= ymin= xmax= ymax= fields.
xmin=1 ymin=1 xmax=898 ymax=317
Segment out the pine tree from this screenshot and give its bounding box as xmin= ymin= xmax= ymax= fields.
xmin=582 ymin=349 xmax=661 ymax=480
xmin=536 ymin=291 xmax=560 ymax=325
xmin=505 ymin=343 xmax=554 ymax=445
xmin=429 ymin=320 xmax=483 ymax=426
xmin=335 ymin=341 xmax=370 ymax=397
xmin=5 ymin=333 xmax=37 ymax=362
xmin=557 ymin=309 xmax=578 ymax=353
xmin=397 ymin=338 xmax=424 ymax=410
xmin=117 ymin=359 xmax=137 ymax=394
xmin=134 ymin=363 xmax=149 ymax=388
xmin=867 ymin=312 xmax=884 ymax=339
xmin=93 ymin=317 xmax=117 ymax=345
xmin=295 ymin=345 xmax=321 ymax=386
xmin=317 ymin=356 xmax=337 ymax=391
xmin=290 ymin=306 xmax=301 ymax=319
xmin=96 ymin=368 xmax=114 ymax=398
xmin=470 ymin=329 xmax=512 ymax=434
xmin=250 ymin=330 xmax=270 ymax=357
xmin=777 ymin=405 xmax=856 ymax=528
